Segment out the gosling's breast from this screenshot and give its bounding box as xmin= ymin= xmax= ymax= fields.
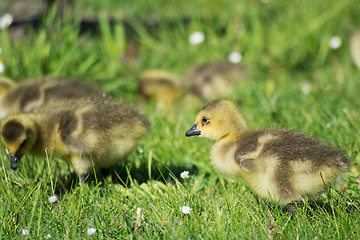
xmin=210 ymin=140 xmax=241 ymax=176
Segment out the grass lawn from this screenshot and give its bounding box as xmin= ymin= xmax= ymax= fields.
xmin=0 ymin=0 xmax=360 ymax=238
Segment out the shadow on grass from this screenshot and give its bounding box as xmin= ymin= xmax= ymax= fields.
xmin=54 ymin=160 xmax=198 ymax=194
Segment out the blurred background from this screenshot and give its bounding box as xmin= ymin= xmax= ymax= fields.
xmin=0 ymin=0 xmax=359 ymax=94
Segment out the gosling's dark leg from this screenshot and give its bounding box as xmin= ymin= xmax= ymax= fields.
xmin=79 ymin=174 xmax=87 ymax=184
xmin=288 ymin=202 xmax=298 ymax=219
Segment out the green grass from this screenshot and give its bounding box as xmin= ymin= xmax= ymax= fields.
xmin=1 ymin=0 xmax=360 ymax=238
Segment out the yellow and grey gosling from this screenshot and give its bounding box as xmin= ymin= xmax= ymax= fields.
xmin=138 ymin=69 xmax=182 ymax=104
xmin=184 ymin=62 xmax=248 ymax=101
xmin=0 ymin=76 xmax=106 ymax=119
xmin=1 ymin=97 xmax=149 ymax=182
xmin=185 ymin=99 xmax=349 ymax=205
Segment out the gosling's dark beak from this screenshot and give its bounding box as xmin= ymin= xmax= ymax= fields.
xmin=185 ymin=123 xmax=201 ymax=137
xmin=10 ymin=152 xmax=22 ymax=170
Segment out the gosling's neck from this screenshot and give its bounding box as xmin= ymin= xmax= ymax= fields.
xmin=218 ymin=113 xmax=248 ymax=141
xmin=24 ymin=115 xmax=43 ymax=154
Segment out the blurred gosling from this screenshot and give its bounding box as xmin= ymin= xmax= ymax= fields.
xmin=0 ymin=76 xmax=106 ymax=119
xmin=137 ymin=62 xmax=249 ymax=105
xmin=184 ymin=62 xmax=248 ymax=101
xmin=185 ymin=99 xmax=349 ymax=206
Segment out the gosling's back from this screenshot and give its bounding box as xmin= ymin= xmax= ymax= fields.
xmin=0 ymin=77 xmax=106 ymax=118
xmin=38 ymin=98 xmax=149 ymax=162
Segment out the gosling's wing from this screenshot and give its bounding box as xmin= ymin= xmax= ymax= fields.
xmin=234 ymin=130 xmax=269 ymax=172
xmin=0 ymin=77 xmax=17 ymax=118
xmin=234 ymin=129 xmax=349 ymax=171
xmin=2 ymin=78 xmax=57 ymax=113
xmin=57 ymin=109 xmax=88 ymax=152
xmin=260 ymin=130 xmax=349 ymax=170
xmin=2 ymin=79 xmax=44 ymax=113
xmin=234 ymin=129 xmax=281 ymax=171
xmin=3 ymin=78 xmax=106 ymax=114
xmin=81 ymin=100 xmax=150 ymax=141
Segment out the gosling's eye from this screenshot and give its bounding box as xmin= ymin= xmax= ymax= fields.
xmin=202 ymin=117 xmax=209 ymax=126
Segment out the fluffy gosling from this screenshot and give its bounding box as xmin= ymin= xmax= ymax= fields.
xmin=0 ymin=76 xmax=106 ymax=119
xmin=185 ymin=99 xmax=349 ymax=205
xmin=1 ymin=98 xmax=149 ymax=182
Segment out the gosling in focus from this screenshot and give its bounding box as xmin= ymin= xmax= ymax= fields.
xmin=185 ymin=99 xmax=349 ymax=205
xmin=1 ymin=98 xmax=149 ymax=182
xmin=0 ymin=76 xmax=106 ymax=119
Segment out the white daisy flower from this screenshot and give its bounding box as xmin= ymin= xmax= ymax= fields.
xmin=22 ymin=229 xmax=29 ymax=235
xmin=180 ymin=205 xmax=191 ymax=214
xmin=0 ymin=13 xmax=13 ymax=30
xmin=137 ymin=207 xmax=142 ymax=215
xmin=48 ymin=195 xmax=58 ymax=203
xmin=180 ymin=171 xmax=189 ymax=179
xmin=45 ymin=233 xmax=52 ymax=239
xmin=189 ymin=31 xmax=205 ymax=45
xmin=300 ymin=82 xmax=311 ymax=95
xmin=329 ymin=36 xmax=341 ymax=50
xmin=87 ymin=227 xmax=96 ymax=235
xmin=228 ymin=51 xmax=242 ymax=63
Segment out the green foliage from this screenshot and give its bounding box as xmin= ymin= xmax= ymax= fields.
xmin=0 ymin=0 xmax=359 ymax=238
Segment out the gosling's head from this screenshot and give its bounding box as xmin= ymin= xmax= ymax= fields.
xmin=185 ymin=99 xmax=247 ymax=140
xmin=1 ymin=115 xmax=37 ymax=170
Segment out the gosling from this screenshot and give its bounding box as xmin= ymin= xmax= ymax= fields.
xmin=0 ymin=76 xmax=106 ymax=119
xmin=185 ymin=99 xmax=349 ymax=205
xmin=1 ymin=97 xmax=149 ymax=182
